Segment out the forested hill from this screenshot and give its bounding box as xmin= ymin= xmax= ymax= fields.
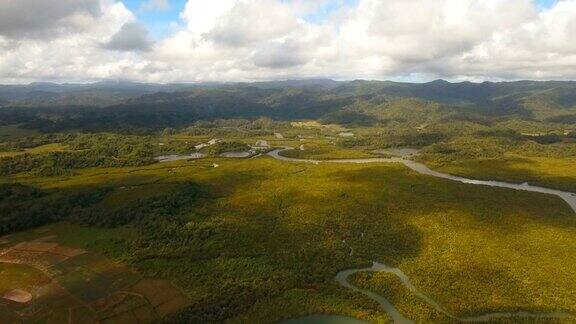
xmin=2 ymin=79 xmax=576 ymax=131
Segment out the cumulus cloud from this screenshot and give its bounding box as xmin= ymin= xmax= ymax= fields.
xmin=253 ymin=39 xmax=307 ymax=68
xmin=102 ymin=22 xmax=152 ymax=52
xmin=429 ymin=0 xmax=576 ymax=79
xmin=0 ymin=0 xmax=138 ymax=83
xmin=0 ymin=0 xmax=102 ymax=39
xmin=372 ymin=0 xmax=534 ymax=60
xmin=181 ymin=0 xmax=237 ymax=35
xmin=207 ymin=1 xmax=300 ymax=47
xmin=3 ymin=0 xmax=576 ymax=83
xmin=334 ymin=0 xmax=537 ymax=76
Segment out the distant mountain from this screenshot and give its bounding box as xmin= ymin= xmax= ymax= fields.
xmin=0 ymin=79 xmax=342 ymax=108
xmin=0 ymin=82 xmax=156 ymax=106
xmin=2 ymin=79 xmax=576 ymax=131
xmin=332 ymin=79 xmax=576 ymax=119
xmin=240 ymin=79 xmax=341 ymax=90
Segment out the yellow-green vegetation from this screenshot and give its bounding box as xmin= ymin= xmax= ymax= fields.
xmin=0 ymin=263 xmax=47 ymax=295
xmin=205 ymin=141 xmax=252 ymax=155
xmin=389 ymin=200 xmax=576 ymax=320
xmin=0 ymin=222 xmax=136 ymax=249
xmin=349 ymin=271 xmax=449 ymax=322
xmin=3 ymin=154 xmax=576 ymax=322
xmin=5 ymin=78 xmax=576 ymax=322
xmin=420 ymin=136 xmax=576 ymax=192
xmin=291 ymin=121 xmax=348 ymax=132
xmin=429 ymin=154 xmax=576 ymax=192
xmin=0 ymin=143 xmax=67 ymax=158
xmin=279 ymin=140 xmax=375 ymax=160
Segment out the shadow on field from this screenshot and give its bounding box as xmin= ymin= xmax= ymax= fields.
xmin=327 ymin=166 xmax=576 ymax=320
xmin=329 ymin=165 xmax=576 ymax=232
xmin=436 ymin=156 xmax=576 ymax=193
xmin=148 ymin=165 xmax=426 ymax=322
xmin=6 ymin=161 xmax=575 ymax=323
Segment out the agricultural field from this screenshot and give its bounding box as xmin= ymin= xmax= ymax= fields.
xmin=0 ymin=223 xmax=188 ymax=323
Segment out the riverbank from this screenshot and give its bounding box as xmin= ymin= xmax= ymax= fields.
xmin=267 ymin=147 xmax=576 ymax=214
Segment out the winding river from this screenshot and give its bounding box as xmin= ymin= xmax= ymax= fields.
xmin=157 ymin=147 xmax=575 ymax=322
xmin=271 ymin=147 xmax=575 ymax=323
xmin=267 ymin=147 xmax=576 ymax=214
xmin=335 ymin=262 xmax=571 ymax=323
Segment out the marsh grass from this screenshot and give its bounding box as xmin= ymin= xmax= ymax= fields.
xmin=0 ymin=143 xmax=66 ymax=158
xmin=349 ymin=271 xmax=450 ymax=322
xmin=428 ymin=154 xmax=576 ymax=192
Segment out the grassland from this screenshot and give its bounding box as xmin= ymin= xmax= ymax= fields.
xmin=0 ymin=143 xmax=67 ymax=158
xmin=3 ymin=152 xmax=576 ymax=323
xmin=279 ymin=139 xmax=375 ymax=160
xmin=290 ymin=121 xmax=349 ymax=132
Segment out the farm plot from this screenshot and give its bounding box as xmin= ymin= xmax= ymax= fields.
xmin=0 ymin=228 xmax=189 ymax=323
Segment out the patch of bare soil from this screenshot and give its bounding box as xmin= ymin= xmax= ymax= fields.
xmin=3 ymin=289 xmax=32 ymax=303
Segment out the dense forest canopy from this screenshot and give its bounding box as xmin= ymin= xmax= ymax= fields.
xmin=2 ymin=80 xmax=576 ymax=132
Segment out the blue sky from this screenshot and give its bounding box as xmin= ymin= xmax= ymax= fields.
xmin=121 ymin=0 xmax=359 ymax=37
xmin=122 ymin=0 xmax=187 ymax=37
xmin=538 ymin=0 xmax=558 ymax=8
xmin=304 ymin=0 xmax=359 ymax=23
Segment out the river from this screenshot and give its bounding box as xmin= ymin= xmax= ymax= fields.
xmin=334 ymin=262 xmax=571 ymax=323
xmin=267 ymin=147 xmax=576 ymax=214
xmin=271 ymin=147 xmax=574 ymax=323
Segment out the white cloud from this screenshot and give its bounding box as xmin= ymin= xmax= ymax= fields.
xmin=336 ymin=0 xmax=536 ymax=73
xmin=0 ymin=0 xmax=137 ymax=83
xmin=181 ymin=0 xmax=237 ymax=35
xmin=207 ymin=0 xmax=300 ymax=47
xmin=440 ymin=0 xmax=576 ymax=79
xmin=252 ymin=39 xmax=307 ymax=69
xmin=3 ymin=0 xmax=576 ymax=83
xmin=0 ymin=0 xmax=102 ymax=39
xmin=102 ymin=22 xmax=152 ymax=52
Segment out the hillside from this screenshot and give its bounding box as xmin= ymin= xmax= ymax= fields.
xmin=1 ymin=80 xmax=576 ymax=132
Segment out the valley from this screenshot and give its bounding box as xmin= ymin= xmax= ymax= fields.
xmin=1 ymin=80 xmax=576 ymax=323
xmin=4 ymin=0 xmax=576 ymax=320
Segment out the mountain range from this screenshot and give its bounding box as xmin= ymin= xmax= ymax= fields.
xmin=1 ymin=79 xmax=576 ymax=131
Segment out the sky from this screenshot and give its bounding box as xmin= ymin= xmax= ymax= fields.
xmin=2 ymin=0 xmax=576 ymax=84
